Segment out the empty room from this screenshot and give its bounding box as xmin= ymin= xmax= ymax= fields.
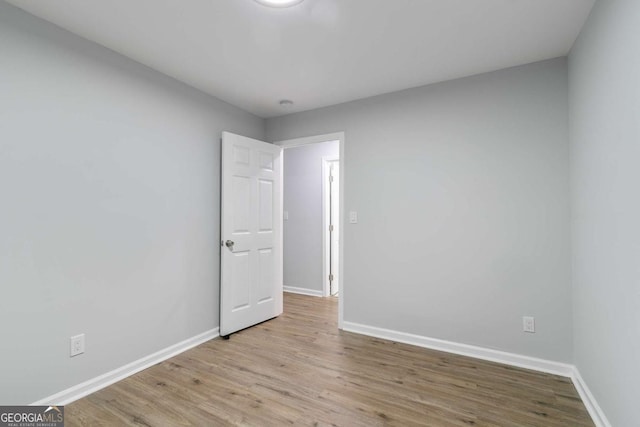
xmin=0 ymin=0 xmax=637 ymax=426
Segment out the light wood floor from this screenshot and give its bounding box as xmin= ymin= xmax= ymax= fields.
xmin=67 ymin=293 xmax=593 ymax=426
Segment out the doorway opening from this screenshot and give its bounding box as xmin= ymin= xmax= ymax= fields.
xmin=276 ymin=132 xmax=345 ymax=328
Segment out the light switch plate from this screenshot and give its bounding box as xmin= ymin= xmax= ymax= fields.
xmin=349 ymin=211 xmax=358 ymax=224
xmin=283 ymin=211 xmax=289 ymax=221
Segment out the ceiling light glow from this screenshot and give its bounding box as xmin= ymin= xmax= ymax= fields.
xmin=254 ymin=0 xmax=304 ymax=8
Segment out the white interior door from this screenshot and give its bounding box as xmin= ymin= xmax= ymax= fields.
xmin=220 ymin=132 xmax=283 ymax=337
xmin=329 ymin=161 xmax=340 ymax=296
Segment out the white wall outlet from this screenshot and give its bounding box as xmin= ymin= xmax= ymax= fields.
xmin=523 ymin=316 xmax=535 ymax=333
xmin=70 ymin=334 xmax=85 ymax=357
xmin=283 ymin=211 xmax=289 ymax=221
xmin=349 ymin=211 xmax=358 ymax=224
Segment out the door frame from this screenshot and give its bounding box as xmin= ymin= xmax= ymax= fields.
xmin=274 ymin=132 xmax=345 ymax=329
xmin=322 ymin=156 xmax=339 ymax=297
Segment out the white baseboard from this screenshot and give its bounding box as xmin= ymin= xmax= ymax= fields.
xmin=32 ymin=328 xmax=219 ymax=406
xmin=284 ymin=286 xmax=323 ymax=297
xmin=570 ymin=368 xmax=612 ymax=427
xmin=342 ymin=321 xmax=614 ymax=426
xmin=31 ymin=316 xmax=610 ymax=427
xmin=342 ymin=321 xmax=574 ymax=377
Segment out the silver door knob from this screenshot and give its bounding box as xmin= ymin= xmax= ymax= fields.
xmin=225 ymin=240 xmax=235 ymax=248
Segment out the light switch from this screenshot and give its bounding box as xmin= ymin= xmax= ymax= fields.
xmin=283 ymin=211 xmax=289 ymax=221
xmin=349 ymin=211 xmax=358 ymax=224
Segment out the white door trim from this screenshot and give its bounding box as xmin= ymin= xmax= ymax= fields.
xmin=275 ymin=132 xmax=344 ymax=148
xmin=322 ymin=156 xmax=339 ymax=297
xmin=275 ymin=132 xmax=345 ymax=329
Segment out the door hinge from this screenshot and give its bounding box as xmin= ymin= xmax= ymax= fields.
xmin=329 ymin=175 xmax=334 ymax=183
xmin=329 ymin=274 xmax=334 ymax=282
xmin=329 ymin=224 xmax=334 ymax=232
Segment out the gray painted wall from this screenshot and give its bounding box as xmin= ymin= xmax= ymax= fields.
xmin=569 ymin=0 xmax=640 ymax=425
xmin=267 ymin=58 xmax=573 ymax=362
xmin=283 ymin=141 xmax=339 ymax=293
xmin=0 ymin=2 xmax=264 ymax=404
xmin=6 ymin=0 xmax=617 ymax=408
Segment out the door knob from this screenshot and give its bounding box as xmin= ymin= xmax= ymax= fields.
xmin=225 ymin=240 xmax=235 ymax=248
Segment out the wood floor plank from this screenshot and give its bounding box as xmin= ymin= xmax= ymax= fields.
xmin=66 ymin=293 xmax=593 ymax=426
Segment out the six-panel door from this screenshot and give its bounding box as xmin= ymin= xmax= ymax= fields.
xmin=220 ymin=132 xmax=283 ymax=337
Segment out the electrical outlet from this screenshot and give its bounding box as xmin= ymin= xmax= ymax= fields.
xmin=70 ymin=334 xmax=85 ymax=357
xmin=283 ymin=211 xmax=289 ymax=221
xmin=523 ymin=316 xmax=535 ymax=333
xmin=349 ymin=211 xmax=358 ymax=224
